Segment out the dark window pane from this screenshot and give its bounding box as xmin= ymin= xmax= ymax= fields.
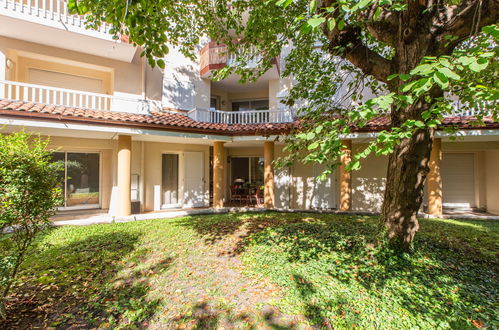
xmin=66 ymin=153 xmax=100 ymax=207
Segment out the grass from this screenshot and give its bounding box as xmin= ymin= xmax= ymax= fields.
xmin=1 ymin=212 xmax=497 ymax=328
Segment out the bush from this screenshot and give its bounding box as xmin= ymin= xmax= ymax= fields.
xmin=0 ymin=131 xmax=62 ymax=320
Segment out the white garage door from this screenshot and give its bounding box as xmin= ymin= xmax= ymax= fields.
xmin=441 ymin=153 xmax=475 ymax=208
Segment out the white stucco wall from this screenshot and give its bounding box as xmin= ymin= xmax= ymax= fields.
xmin=162 ymin=46 xmax=210 ymax=110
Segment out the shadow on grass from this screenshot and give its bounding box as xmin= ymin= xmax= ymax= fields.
xmin=171 ymin=301 xmax=299 ymax=329
xmin=179 ymin=212 xmax=498 ymax=327
xmin=1 ymin=230 xmax=169 ymax=328
xmin=175 ymin=212 xmax=307 ymax=255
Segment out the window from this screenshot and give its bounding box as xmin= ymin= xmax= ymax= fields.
xmin=230 ymin=157 xmax=264 ymax=187
xmin=53 ymin=152 xmax=100 ymax=209
xmin=131 ymin=174 xmax=140 ymax=201
xmin=232 ymin=99 xmax=269 ymax=111
xmin=210 ymin=97 xmax=219 ymax=109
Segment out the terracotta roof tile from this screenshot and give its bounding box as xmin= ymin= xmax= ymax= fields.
xmin=0 ymin=99 xmax=497 ymax=136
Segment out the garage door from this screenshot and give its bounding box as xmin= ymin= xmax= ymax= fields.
xmin=441 ymin=153 xmax=475 ymax=208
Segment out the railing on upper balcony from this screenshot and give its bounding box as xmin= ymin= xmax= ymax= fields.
xmin=0 ymin=80 xmax=161 ymax=114
xmin=188 ymin=108 xmax=294 ymax=125
xmin=227 ymin=46 xmax=262 ymax=69
xmin=1 ymin=0 xmax=112 ymax=35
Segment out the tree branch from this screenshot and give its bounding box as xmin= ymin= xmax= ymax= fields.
xmin=326 ymin=26 xmax=394 ymax=83
xmin=433 ymin=0 xmax=498 ymax=55
xmin=364 ymin=6 xmax=400 ymax=47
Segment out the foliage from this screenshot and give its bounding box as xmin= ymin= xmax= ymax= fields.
xmin=0 ymin=131 xmax=62 ymax=320
xmin=1 ymin=213 xmax=497 ymax=328
xmin=241 ymin=214 xmax=498 ymax=328
xmin=283 ymin=24 xmax=498 ymax=174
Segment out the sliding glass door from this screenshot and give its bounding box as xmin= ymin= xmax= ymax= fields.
xmin=230 ymin=157 xmax=264 ymax=187
xmin=53 ymin=152 xmax=101 ymax=209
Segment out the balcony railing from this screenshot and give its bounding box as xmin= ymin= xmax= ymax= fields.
xmin=188 ymin=108 xmax=294 ymax=125
xmin=0 ymin=80 xmax=161 ymax=114
xmin=199 ymin=42 xmax=278 ymax=78
xmin=1 ymin=0 xmax=112 ymax=37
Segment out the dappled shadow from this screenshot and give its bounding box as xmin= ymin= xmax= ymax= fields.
xmin=171 ymin=301 xmax=299 ymax=329
xmin=175 ymin=212 xmax=307 ymax=256
xmin=246 ymin=214 xmax=498 ymax=327
xmin=1 ymin=230 xmax=169 ymax=328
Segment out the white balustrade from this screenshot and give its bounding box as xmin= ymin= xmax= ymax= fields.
xmin=188 ymin=108 xmax=294 ymax=125
xmin=0 ymin=80 xmax=161 ymax=114
xmin=1 ymin=0 xmax=112 ymax=35
xmin=227 ymin=46 xmax=262 ymax=69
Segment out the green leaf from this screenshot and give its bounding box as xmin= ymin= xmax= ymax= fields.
xmin=309 ymin=0 xmax=317 ymax=13
xmin=410 ymin=64 xmax=434 ymax=76
xmin=306 ymin=132 xmax=316 ymax=140
xmin=433 ymin=71 xmax=449 ymax=89
xmin=276 ymin=0 xmax=293 ymax=7
xmin=337 ymin=19 xmax=345 ymax=30
xmin=387 ymin=74 xmax=398 ymax=81
xmin=308 ymin=142 xmax=319 ymax=150
xmin=437 ymin=67 xmax=460 ymax=80
xmin=327 ymin=18 xmax=336 ymax=31
xmin=469 ymin=58 xmax=489 ymax=72
xmin=157 ymin=59 xmax=165 ymax=69
xmin=401 ymin=81 xmax=417 ymax=93
xmin=414 ymin=120 xmax=425 ymax=128
xmin=307 ymin=17 xmax=325 ymax=28
xmin=399 ymin=74 xmax=411 ymax=81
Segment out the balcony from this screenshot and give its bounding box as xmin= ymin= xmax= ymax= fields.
xmin=0 ymin=0 xmax=136 ymax=62
xmin=0 ymin=80 xmax=161 ymax=114
xmin=187 ymin=108 xmax=294 ymax=125
xmin=199 ymin=42 xmax=279 ymax=79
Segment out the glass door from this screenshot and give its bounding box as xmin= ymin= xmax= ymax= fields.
xmin=162 ymin=154 xmax=179 ymax=208
xmin=53 ymin=152 xmax=101 ymax=210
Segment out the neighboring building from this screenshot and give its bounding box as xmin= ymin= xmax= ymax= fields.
xmin=1 ymin=1 xmax=498 ymax=217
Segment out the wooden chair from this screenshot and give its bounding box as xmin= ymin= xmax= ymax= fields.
xmin=247 ymin=186 xmax=263 ymax=207
xmin=230 ymin=185 xmax=244 ymax=205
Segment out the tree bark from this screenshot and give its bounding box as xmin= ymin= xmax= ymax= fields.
xmin=0 ymin=298 xmax=6 ymax=320
xmin=382 ymin=126 xmax=433 ymax=251
xmin=381 ymin=9 xmax=437 ymax=250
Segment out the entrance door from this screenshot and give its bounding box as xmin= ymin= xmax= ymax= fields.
xmin=184 ymin=152 xmax=205 ymax=208
xmin=162 ymin=154 xmax=179 ymax=208
xmin=441 ymin=153 xmax=476 ymax=208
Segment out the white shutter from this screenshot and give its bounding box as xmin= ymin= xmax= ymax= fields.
xmin=441 ymin=153 xmax=475 ymax=208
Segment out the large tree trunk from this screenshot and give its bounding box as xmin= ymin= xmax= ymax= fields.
xmin=382 ymin=125 xmax=434 ymax=251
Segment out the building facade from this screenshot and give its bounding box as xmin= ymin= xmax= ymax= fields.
xmin=1 ymin=1 xmax=498 ymax=217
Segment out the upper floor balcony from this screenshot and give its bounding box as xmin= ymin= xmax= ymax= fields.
xmin=187 ymin=108 xmax=294 ymax=125
xmin=199 ymin=42 xmax=279 ymax=79
xmin=0 ymin=79 xmax=161 ymax=114
xmin=0 ymin=79 xmax=491 ymax=127
xmin=0 ymin=0 xmax=136 ymax=62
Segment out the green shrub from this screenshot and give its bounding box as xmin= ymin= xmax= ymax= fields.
xmin=0 ymin=131 xmax=62 ymax=320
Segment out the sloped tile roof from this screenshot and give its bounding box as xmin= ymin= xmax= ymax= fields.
xmin=0 ymin=100 xmax=293 ymax=136
xmin=0 ymin=99 xmax=497 ymax=136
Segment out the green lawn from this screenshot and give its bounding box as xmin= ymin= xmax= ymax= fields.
xmin=1 ymin=213 xmax=497 ymax=328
